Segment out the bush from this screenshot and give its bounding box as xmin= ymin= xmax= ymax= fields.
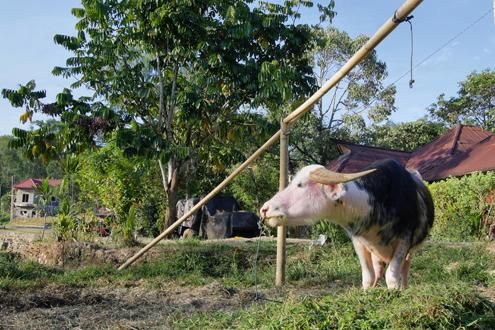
xmin=228 ymin=156 xmax=279 ymax=212
xmin=429 ymin=172 xmax=495 ymax=241
xmin=0 ymin=211 xmax=9 ymax=224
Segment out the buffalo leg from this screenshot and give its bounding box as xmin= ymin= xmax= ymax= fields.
xmin=351 ymin=238 xmax=374 ymax=289
xmin=371 ymin=253 xmax=385 ymax=287
xmin=385 ymin=239 xmax=410 ymax=289
xmin=401 ymin=253 xmax=411 ymax=289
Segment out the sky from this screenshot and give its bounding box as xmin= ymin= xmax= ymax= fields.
xmin=0 ymin=0 xmax=494 ymax=135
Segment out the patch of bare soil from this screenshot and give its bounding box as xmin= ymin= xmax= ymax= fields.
xmin=0 ymin=280 xmax=339 ymax=329
xmin=0 ymin=282 xmax=250 ymax=329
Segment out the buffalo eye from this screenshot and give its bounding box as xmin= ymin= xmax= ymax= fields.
xmin=297 ymin=182 xmax=303 ymax=188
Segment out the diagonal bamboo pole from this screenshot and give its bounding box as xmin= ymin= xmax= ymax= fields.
xmin=118 ymin=130 xmax=281 ymax=270
xmin=284 ymin=0 xmax=423 ymax=126
xmin=118 ymin=0 xmax=423 ymax=271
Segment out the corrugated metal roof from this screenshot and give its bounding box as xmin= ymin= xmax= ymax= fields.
xmin=326 ymin=125 xmax=495 ymax=181
xmin=406 ymin=125 xmax=494 ymax=181
xmin=14 ymin=178 xmax=63 ymax=189
xmin=327 ymin=140 xmax=411 ymax=172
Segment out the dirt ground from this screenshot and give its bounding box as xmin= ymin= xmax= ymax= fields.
xmin=0 ymin=282 xmax=249 ymax=329
xmin=0 ymin=233 xmax=330 ymax=329
xmin=0 ymin=278 xmax=335 ymax=329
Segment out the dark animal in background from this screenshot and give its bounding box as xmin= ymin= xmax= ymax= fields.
xmin=178 ymin=195 xmax=261 ymax=239
xmin=260 ymin=159 xmax=434 ymax=289
xmin=202 ymin=211 xmax=260 ymax=239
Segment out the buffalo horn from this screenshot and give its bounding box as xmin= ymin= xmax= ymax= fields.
xmin=309 ymin=167 xmax=376 ymax=184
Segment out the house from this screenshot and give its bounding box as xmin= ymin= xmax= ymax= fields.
xmin=327 ymin=124 xmax=495 ymax=182
xmin=12 ymin=178 xmax=62 ymax=218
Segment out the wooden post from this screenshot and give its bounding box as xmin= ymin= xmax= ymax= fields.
xmin=117 ymin=0 xmax=424 ymax=271
xmin=10 ymin=176 xmax=14 ymax=221
xmin=276 ymin=120 xmax=289 ymax=286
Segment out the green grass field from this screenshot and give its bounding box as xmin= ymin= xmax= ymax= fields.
xmin=1 ymin=240 xmax=494 ymax=329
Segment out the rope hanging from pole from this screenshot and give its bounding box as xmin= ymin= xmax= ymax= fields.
xmin=393 ymin=11 xmax=416 ymax=88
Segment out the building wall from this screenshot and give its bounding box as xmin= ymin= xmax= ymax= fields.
xmin=13 ymin=188 xmax=38 ymax=218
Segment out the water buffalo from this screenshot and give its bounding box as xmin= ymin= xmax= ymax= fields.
xmin=260 ymin=159 xmax=434 ymax=289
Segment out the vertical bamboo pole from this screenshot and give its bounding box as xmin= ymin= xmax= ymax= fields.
xmin=276 ymin=120 xmax=289 ymax=286
xmin=10 ymin=176 xmax=14 ymax=221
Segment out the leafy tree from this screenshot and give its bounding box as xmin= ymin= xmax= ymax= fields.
xmin=290 ymin=27 xmax=396 ymax=167
xmin=369 ymin=118 xmax=446 ymax=152
xmin=228 ymin=155 xmax=279 ymax=212
xmin=0 ymin=135 xmax=59 ymax=197
xmin=1 ymin=82 xmax=109 ymax=164
xmin=428 ymin=69 xmax=495 ymax=131
xmin=76 ymin=139 xmax=165 ymax=240
xmin=34 ymin=178 xmax=57 ymax=240
xmin=3 ymin=0 xmax=333 ymax=230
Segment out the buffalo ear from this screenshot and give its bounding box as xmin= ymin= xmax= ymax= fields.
xmin=321 ymin=183 xmax=345 ymax=200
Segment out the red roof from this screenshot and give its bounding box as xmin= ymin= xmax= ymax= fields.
xmin=327 ymin=125 xmax=495 ymax=181
xmin=407 ymin=125 xmax=495 ymax=181
xmin=328 ymin=140 xmax=411 ymax=172
xmin=14 ymin=178 xmax=63 ymax=189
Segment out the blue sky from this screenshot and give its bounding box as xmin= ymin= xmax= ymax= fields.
xmin=0 ymin=0 xmax=494 ymax=135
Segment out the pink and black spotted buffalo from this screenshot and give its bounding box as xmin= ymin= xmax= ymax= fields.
xmin=260 ymin=159 xmax=434 ymax=289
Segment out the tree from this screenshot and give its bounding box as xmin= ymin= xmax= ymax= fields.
xmin=369 ymin=118 xmax=446 ymax=152
xmin=1 ymin=0 xmax=333 ymax=230
xmin=0 ymin=135 xmax=54 ymax=196
xmin=428 ymin=69 xmax=495 ymax=131
xmin=34 ymin=178 xmax=57 ymax=240
xmin=290 ymin=27 xmax=396 ymax=167
xmin=76 ymin=139 xmax=165 ymax=240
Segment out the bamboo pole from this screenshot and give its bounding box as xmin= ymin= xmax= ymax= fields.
xmin=283 ymin=0 xmax=423 ymax=125
xmin=275 ymin=120 xmax=289 ymax=286
xmin=118 ymin=0 xmax=423 ymax=271
xmin=118 ymin=130 xmax=282 ymax=270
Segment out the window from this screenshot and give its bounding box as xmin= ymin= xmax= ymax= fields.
xmin=22 ymin=194 xmax=29 ymax=203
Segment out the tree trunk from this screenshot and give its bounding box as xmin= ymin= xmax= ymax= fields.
xmin=165 ymin=160 xmax=180 ymax=232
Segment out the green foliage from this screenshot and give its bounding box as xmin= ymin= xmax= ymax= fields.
xmin=52 ymin=198 xmax=78 ymax=241
xmin=0 ymin=252 xmax=58 ymax=282
xmin=290 ymin=27 xmax=396 ymax=166
xmin=369 ymin=118 xmax=446 ymax=152
xmin=76 ymin=141 xmax=165 ymax=241
xmin=122 ymin=205 xmax=137 ymax=245
xmin=0 ymin=135 xmax=57 ymax=196
xmin=429 ymin=69 xmax=495 ymax=131
xmin=429 ymin=172 xmax=495 ymax=241
xmin=170 ymin=242 xmax=495 ymax=329
xmin=228 ymin=156 xmax=279 ymax=212
xmin=0 ymin=211 xmax=9 ymax=224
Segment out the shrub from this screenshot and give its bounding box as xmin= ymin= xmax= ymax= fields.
xmin=228 ymin=156 xmax=279 ymax=212
xmin=429 ymin=172 xmax=495 ymax=241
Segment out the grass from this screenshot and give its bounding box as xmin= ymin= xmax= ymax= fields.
xmin=1 ymin=240 xmax=494 ymax=329
xmin=175 ymin=285 xmax=494 ymax=329
xmin=7 ymin=216 xmax=55 ymax=227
